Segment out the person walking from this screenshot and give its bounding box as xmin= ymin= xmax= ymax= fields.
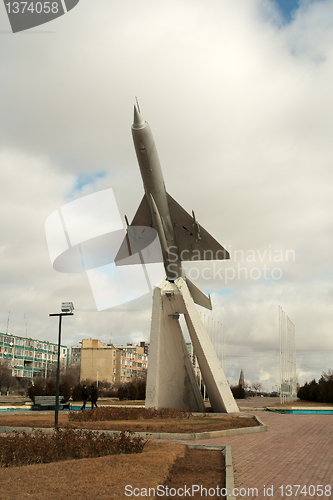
xmin=91 ymin=385 xmax=98 ymax=409
xmin=81 ymin=384 xmax=89 ymax=410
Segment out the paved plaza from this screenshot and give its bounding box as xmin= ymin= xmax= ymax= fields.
xmin=190 ymin=408 xmax=333 ymax=499
xmin=0 ymin=397 xmax=332 ymax=499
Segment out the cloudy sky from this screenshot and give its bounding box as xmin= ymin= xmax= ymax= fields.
xmin=0 ymin=0 xmax=332 ymax=389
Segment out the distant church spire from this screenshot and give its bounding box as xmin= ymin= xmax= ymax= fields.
xmin=238 ymin=369 xmax=245 ymax=389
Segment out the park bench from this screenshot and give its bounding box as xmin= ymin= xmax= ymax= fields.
xmin=32 ymin=395 xmax=70 ymax=411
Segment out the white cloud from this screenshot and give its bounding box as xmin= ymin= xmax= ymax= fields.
xmin=0 ymin=0 xmax=332 ymax=387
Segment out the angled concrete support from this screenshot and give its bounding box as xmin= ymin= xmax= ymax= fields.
xmin=145 ymin=278 xmax=239 ymax=413
xmin=145 ymin=281 xmax=205 ymax=412
xmin=177 ymin=278 xmax=239 ymax=413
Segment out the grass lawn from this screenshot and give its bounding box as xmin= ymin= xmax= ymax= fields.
xmin=0 ymin=412 xmax=258 ymax=433
xmin=0 ymin=441 xmax=186 ymax=500
xmin=0 ymin=408 xmax=238 ymax=499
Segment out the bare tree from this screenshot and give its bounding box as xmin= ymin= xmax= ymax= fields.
xmin=61 ymin=365 xmax=80 ymax=387
xmin=0 ymin=361 xmax=15 ymax=393
xmin=251 ymin=382 xmax=262 ymax=393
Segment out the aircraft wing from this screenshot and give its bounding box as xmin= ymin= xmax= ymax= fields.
xmin=114 ymin=196 xmax=156 ymax=265
xmin=131 ymin=194 xmax=152 ymax=227
xmin=167 ymin=193 xmax=230 ymax=261
xmin=114 ymin=225 xmax=162 ymax=266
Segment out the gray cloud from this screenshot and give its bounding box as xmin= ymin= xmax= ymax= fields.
xmin=0 ymin=0 xmax=332 ymax=388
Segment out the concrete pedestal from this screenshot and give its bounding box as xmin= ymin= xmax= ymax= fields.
xmin=145 ymin=278 xmax=239 ymax=413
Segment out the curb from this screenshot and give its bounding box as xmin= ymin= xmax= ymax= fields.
xmin=127 ymin=414 xmax=267 ymax=441
xmin=0 ymin=415 xmax=267 ymax=440
xmin=0 ymin=426 xmax=54 ymax=434
xmin=223 ymin=446 xmax=237 ymax=500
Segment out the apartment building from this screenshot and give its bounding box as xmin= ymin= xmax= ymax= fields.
xmin=0 ymin=332 xmax=69 ymax=379
xmin=70 ymin=345 xmax=81 ymax=367
xmin=80 ymin=339 xmax=148 ymax=386
xmin=115 ymin=343 xmax=148 ymax=384
xmin=139 ymin=341 xmax=150 ymax=356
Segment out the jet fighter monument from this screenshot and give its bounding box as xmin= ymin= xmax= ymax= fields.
xmin=116 ymin=104 xmax=238 ymax=413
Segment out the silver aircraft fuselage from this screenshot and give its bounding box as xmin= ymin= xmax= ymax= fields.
xmin=128 ymin=104 xmax=230 ymax=296
xmin=132 ymin=105 xmax=182 ymax=279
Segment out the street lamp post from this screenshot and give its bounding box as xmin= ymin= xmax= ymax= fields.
xmin=49 ymin=302 xmax=74 ymax=427
xmin=96 ymin=367 xmax=99 ymax=388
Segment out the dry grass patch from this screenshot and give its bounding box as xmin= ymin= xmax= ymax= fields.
xmin=163 ymin=448 xmax=225 ymax=499
xmin=0 ymin=413 xmax=69 ymax=429
xmin=0 ymin=441 xmax=186 ymax=500
xmin=68 ymin=406 xmax=191 ymax=421
xmin=71 ymin=416 xmax=258 ymax=433
xmin=0 ymin=412 xmax=258 ymax=433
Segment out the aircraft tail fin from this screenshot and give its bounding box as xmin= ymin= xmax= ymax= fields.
xmin=167 ymin=193 xmax=229 ymax=261
xmin=186 ymin=277 xmax=212 ymax=310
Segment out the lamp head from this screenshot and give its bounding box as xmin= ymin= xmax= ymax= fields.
xmin=61 ymin=302 xmax=74 ymax=313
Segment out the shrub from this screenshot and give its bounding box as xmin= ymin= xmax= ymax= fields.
xmin=24 ymin=369 xmax=90 ymax=401
xmin=59 ymin=381 xmax=71 ymax=402
xmin=99 ymin=389 xmax=118 ymax=398
xmin=94 ymin=380 xmax=111 ymax=390
xmin=318 ymin=371 xmax=333 ymax=403
xmin=298 ymin=371 xmax=333 ymax=404
xmin=230 ymin=385 xmax=246 ymax=399
xmin=137 ymin=380 xmax=146 ymax=400
xmin=117 ymin=379 xmax=146 ymax=401
xmin=72 ymin=383 xmax=83 ymax=401
xmin=28 ymin=381 xmax=45 ymax=402
xmin=118 ymin=385 xmax=127 ymax=401
xmin=28 ymin=378 xmax=72 ymax=402
xmin=0 ymin=428 xmax=146 ymax=468
xmin=45 ymin=379 xmax=56 ymax=396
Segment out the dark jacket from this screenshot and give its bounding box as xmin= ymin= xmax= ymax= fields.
xmin=82 ymin=386 xmax=89 ymax=401
xmin=91 ymin=386 xmax=98 ymax=402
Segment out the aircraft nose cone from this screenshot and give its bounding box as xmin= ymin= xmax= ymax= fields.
xmin=133 ymin=104 xmax=145 ymax=128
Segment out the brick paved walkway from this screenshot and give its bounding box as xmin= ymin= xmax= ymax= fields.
xmin=188 ymin=411 xmax=333 ymax=499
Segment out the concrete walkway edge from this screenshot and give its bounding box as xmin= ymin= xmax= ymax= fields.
xmin=188 ymin=444 xmax=236 ymax=500
xmin=0 ymin=415 xmax=266 ymax=441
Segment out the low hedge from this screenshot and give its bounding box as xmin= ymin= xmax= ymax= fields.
xmin=0 ymin=428 xmax=146 ymax=468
